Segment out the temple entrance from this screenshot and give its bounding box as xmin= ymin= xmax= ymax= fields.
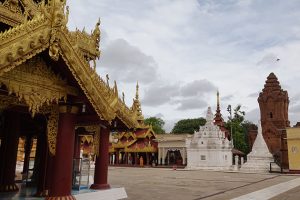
xmin=165 ymin=149 xmax=183 ymax=165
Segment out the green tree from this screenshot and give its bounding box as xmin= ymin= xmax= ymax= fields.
xmin=144 ymin=117 xmax=166 ymax=134
xmin=172 ymin=118 xmax=206 ymax=134
xmin=225 ymin=105 xmax=251 ymax=154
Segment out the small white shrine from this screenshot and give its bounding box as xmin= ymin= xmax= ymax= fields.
xmin=240 ymin=121 xmax=278 ymax=173
xmin=186 ymin=107 xmax=233 ymax=170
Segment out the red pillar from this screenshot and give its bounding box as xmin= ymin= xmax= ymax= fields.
xmin=90 ymin=126 xmax=110 ymax=190
xmin=35 ymin=132 xmax=48 ymax=197
xmin=115 ymin=150 xmax=119 ymax=164
xmin=0 ymin=111 xmax=20 ymax=193
xmin=46 ymin=105 xmax=78 ymax=200
xmin=45 ymin=152 xmax=54 ymax=196
xmin=22 ymin=136 xmax=33 ymax=174
xmin=134 ymin=153 xmax=138 ymax=165
xmin=73 ymin=132 xmax=80 ymax=159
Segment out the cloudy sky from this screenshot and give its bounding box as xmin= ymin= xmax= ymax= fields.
xmin=68 ymin=0 xmax=300 ymax=132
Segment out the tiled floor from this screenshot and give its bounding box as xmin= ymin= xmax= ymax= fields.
xmin=0 ymin=184 xmax=42 ymax=200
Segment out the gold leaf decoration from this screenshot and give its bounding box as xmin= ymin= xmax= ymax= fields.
xmin=0 ymin=57 xmax=68 ymax=117
xmin=47 ymin=105 xmax=59 ymax=156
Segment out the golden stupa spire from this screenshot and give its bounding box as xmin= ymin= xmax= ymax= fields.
xmin=135 ymin=81 xmax=139 ymax=100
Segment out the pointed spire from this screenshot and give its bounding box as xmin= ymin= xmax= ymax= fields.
xmin=214 ymin=90 xmax=230 ymax=138
xmin=114 ymin=80 xmax=118 ymax=96
xmin=106 ymin=74 xmax=109 ymax=86
xmin=214 ymin=90 xmax=222 ymax=124
xmin=206 ymin=107 xmax=214 ymax=124
xmin=217 ymin=90 xmax=220 ymax=109
xmin=132 ymin=81 xmax=144 ymax=124
xmin=135 ymin=81 xmax=139 ymax=100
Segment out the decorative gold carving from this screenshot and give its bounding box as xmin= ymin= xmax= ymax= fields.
xmin=93 ymin=126 xmax=100 ymax=156
xmin=0 ymin=0 xmax=24 ymax=26
xmin=0 ymin=94 xmax=24 ymax=110
xmin=0 ymin=57 xmax=70 ymax=117
xmin=47 ymin=105 xmax=59 ymax=156
xmin=2 ymin=0 xmax=22 ymax=14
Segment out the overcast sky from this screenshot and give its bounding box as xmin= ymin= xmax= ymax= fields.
xmin=68 ymin=0 xmax=300 ymax=132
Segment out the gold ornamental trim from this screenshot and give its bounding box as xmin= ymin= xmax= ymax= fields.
xmin=47 ymin=105 xmax=59 ymax=156
xmin=0 ymin=57 xmax=71 ymax=117
xmin=93 ymin=126 xmax=100 ymax=157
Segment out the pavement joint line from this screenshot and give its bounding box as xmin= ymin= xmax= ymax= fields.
xmin=192 ymin=175 xmax=281 ymax=200
xmin=231 ymin=177 xmax=300 ymax=200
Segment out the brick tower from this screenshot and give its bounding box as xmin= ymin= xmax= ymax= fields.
xmin=258 ymin=72 xmax=290 ymax=168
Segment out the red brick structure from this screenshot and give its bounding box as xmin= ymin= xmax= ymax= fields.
xmin=258 ymin=72 xmax=290 ymax=168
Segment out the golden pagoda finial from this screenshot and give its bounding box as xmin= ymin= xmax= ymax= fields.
xmin=122 ymin=92 xmax=125 ymax=103
xmin=106 ymin=74 xmax=109 ymax=86
xmin=114 ymin=80 xmax=118 ymax=96
xmin=136 ymin=81 xmax=139 ymax=100
xmin=92 ymin=18 xmax=101 ymax=45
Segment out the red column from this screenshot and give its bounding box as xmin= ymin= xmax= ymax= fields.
xmin=35 ymin=132 xmax=48 ymax=197
xmin=46 ymin=105 xmax=78 ymax=200
xmin=0 ymin=111 xmax=20 ymax=193
xmin=73 ymin=132 xmax=80 ymax=159
xmin=134 ymin=153 xmax=138 ymax=165
xmin=115 ymin=150 xmax=119 ymax=164
xmin=22 ymin=136 xmax=33 ymax=174
xmin=90 ymin=126 xmax=110 ymax=190
xmin=45 ymin=152 xmax=54 ymax=196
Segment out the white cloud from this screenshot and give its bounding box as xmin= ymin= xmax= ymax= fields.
xmin=68 ymin=0 xmax=300 ymax=129
xmin=98 ymin=38 xmax=158 ymax=84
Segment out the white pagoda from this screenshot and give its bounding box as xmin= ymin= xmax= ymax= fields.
xmin=186 ymin=107 xmax=233 ymax=170
xmin=240 ymin=121 xmax=278 ymax=172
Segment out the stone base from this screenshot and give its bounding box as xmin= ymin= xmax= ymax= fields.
xmin=185 ymin=165 xmax=232 ymax=171
xmin=240 ymin=157 xmax=275 ymax=173
xmin=46 ymin=194 xmax=76 ymax=200
xmin=0 ymin=183 xmax=19 ymax=192
xmin=90 ymin=183 xmax=111 ymax=190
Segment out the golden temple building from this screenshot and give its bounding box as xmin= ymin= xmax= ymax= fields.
xmin=0 ymin=0 xmax=144 ymax=199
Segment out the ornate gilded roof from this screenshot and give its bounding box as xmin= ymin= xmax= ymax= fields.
xmin=109 ymin=127 xmax=157 ymax=153
xmin=0 ymin=0 xmax=140 ymax=128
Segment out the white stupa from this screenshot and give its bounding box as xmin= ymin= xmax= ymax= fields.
xmin=186 ymin=107 xmax=233 ymax=170
xmin=240 ymin=121 xmax=278 ymax=172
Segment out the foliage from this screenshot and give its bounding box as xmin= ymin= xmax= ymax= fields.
xmin=225 ymin=105 xmax=253 ymax=154
xmin=172 ymin=118 xmax=206 ymax=134
xmin=144 ymin=117 xmax=166 ymax=134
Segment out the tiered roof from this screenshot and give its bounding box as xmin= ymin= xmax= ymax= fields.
xmin=0 ymin=0 xmax=143 ymax=129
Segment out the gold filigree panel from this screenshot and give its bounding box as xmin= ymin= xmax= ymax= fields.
xmin=47 ymin=105 xmax=59 ymax=156
xmin=0 ymin=57 xmax=69 ymax=116
xmin=93 ymin=126 xmax=100 ymax=157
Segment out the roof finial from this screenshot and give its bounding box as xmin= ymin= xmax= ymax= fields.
xmin=136 ymin=81 xmax=139 ymax=100
xmin=106 ymin=74 xmax=109 ymax=86
xmin=122 ymin=92 xmax=125 ymax=103
xmin=217 ymin=90 xmax=220 ymax=108
xmin=114 ymin=80 xmax=118 ymax=96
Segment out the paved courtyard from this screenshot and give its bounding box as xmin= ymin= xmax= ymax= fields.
xmin=108 ymin=167 xmax=300 ymax=200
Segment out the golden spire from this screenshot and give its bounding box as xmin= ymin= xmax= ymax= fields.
xmin=135 ymin=81 xmax=139 ymax=100
xmin=106 ymin=74 xmax=109 ymax=86
xmin=114 ymin=80 xmax=118 ymax=96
